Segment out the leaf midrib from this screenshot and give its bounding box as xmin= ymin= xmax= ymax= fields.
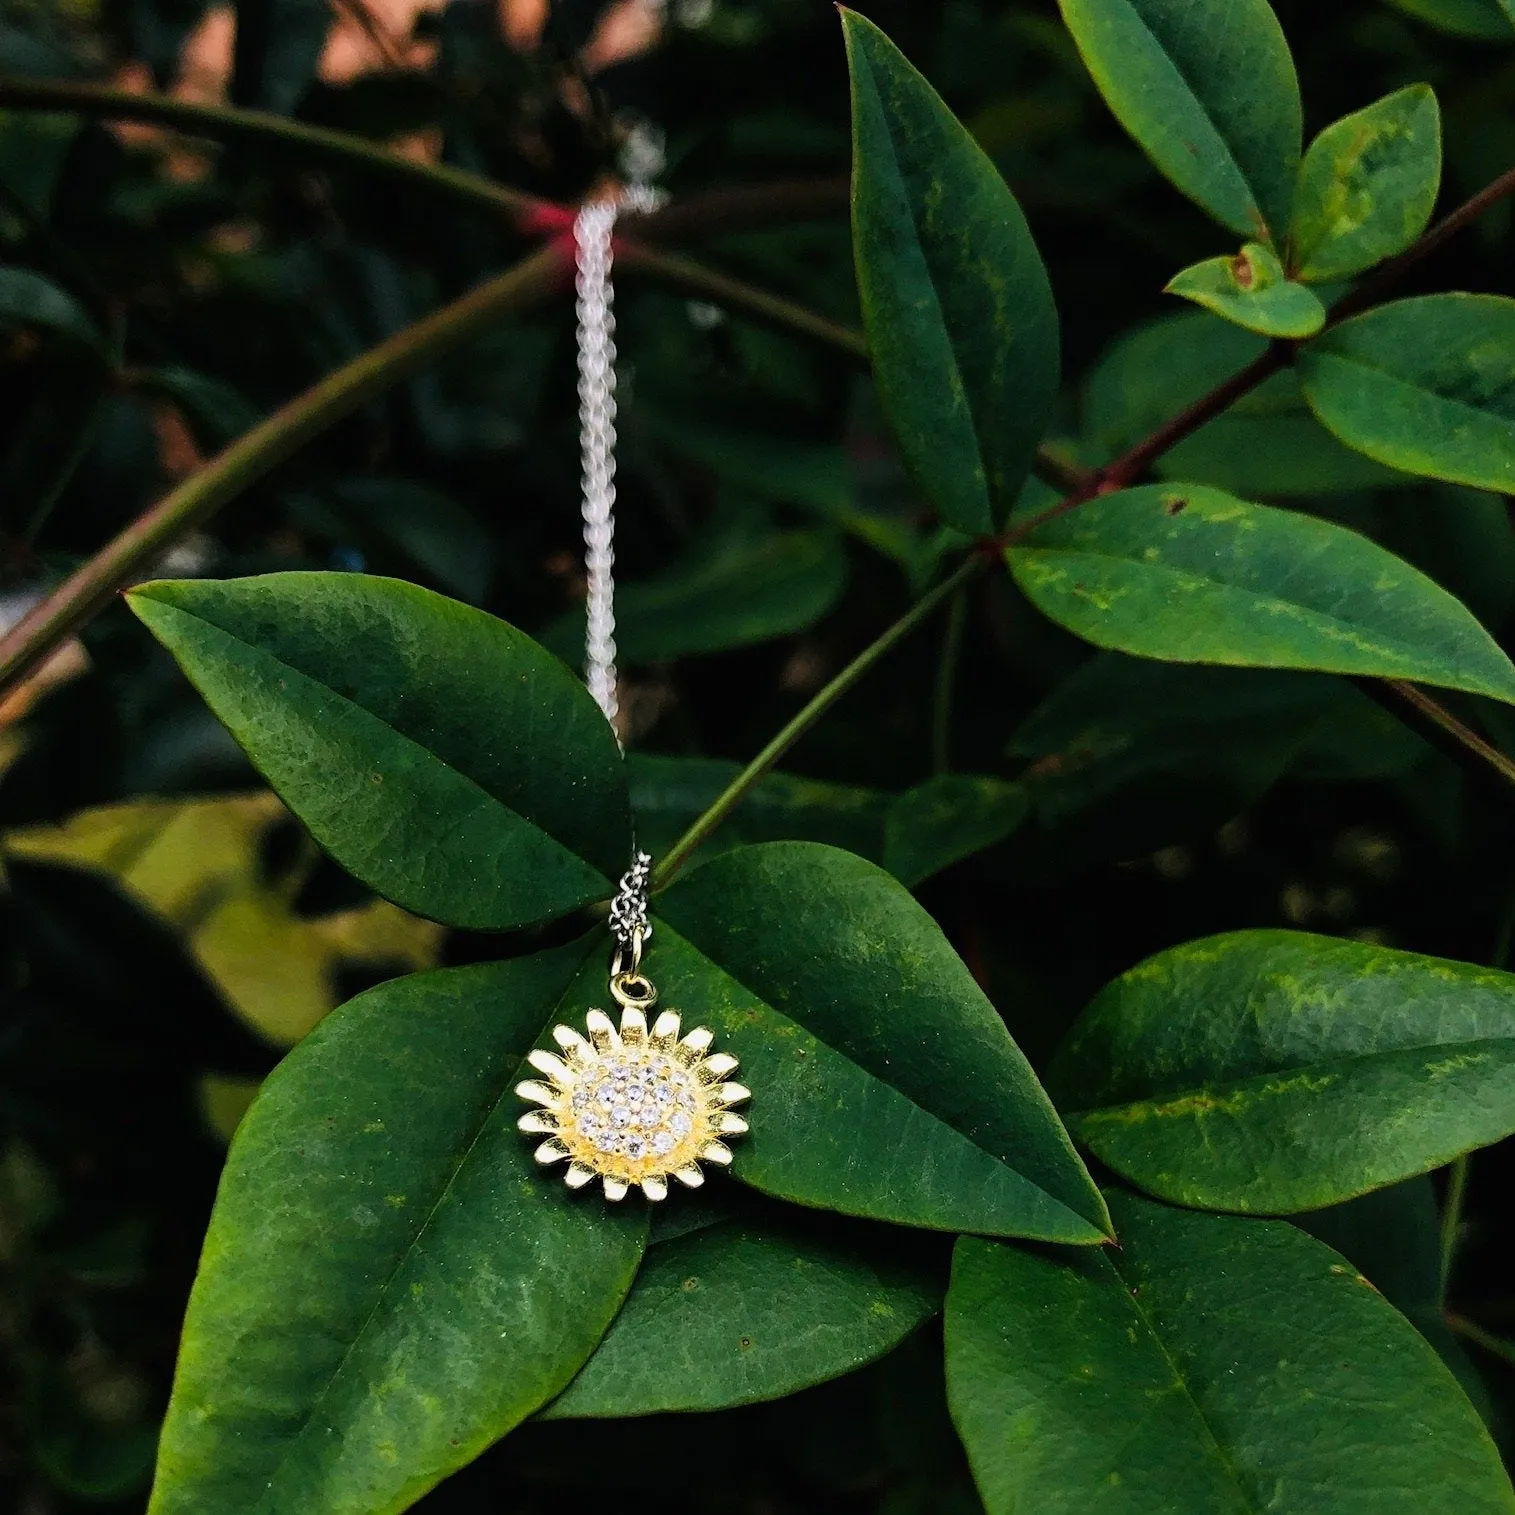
xmin=1070 ymin=1031 xmax=1515 ymax=1121
xmin=245 ymin=937 xmax=616 ymax=1514
xmin=669 ymin=926 xmax=1106 ymax=1240
xmin=1307 ymin=348 xmax=1515 ymax=435
xmin=141 ymin=596 xmax=611 ymax=899
xmin=856 ymin=45 xmax=989 ymax=526
xmin=1015 ymin=543 xmax=1418 ymax=653
xmin=1108 ymin=1251 xmax=1264 ymax=1514
xmin=1105 ymin=0 xmax=1264 ymax=237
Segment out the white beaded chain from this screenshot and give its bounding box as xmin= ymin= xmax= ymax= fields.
xmin=573 ymin=182 xmax=662 ymax=735
xmin=574 ymin=178 xmax=663 ymax=938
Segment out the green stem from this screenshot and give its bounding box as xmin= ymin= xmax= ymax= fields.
xmin=1440 ymin=1154 xmax=1470 ymax=1302
xmin=0 ymin=76 xmax=541 ymax=221
xmin=1445 ymin=1312 xmax=1515 ymax=1369
xmin=0 ymin=245 xmax=566 ymax=700
xmin=931 ymin=583 xmax=967 ymax=776
xmin=618 ymin=242 xmax=868 ymax=360
xmin=1380 ymin=680 xmax=1515 ymax=796
xmin=654 ymin=553 xmax=986 ymax=886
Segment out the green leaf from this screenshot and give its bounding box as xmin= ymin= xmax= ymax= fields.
xmin=127 ymin=574 xmax=630 ymax=931
xmin=544 ymin=529 xmax=847 ymax=663
xmin=947 ymin=1192 xmax=1513 ymax=1515
xmin=1165 ymin=244 xmax=1325 ymax=337
xmin=1005 ymin=484 xmax=1515 ymax=704
xmin=0 ymin=265 xmax=103 ymax=351
xmin=1298 ymin=294 xmax=1515 ymax=494
xmin=542 ymin=1206 xmax=945 ymax=1418
xmin=1056 ymin=0 xmax=1302 ymax=240
xmin=654 ymin=842 xmax=1111 ymax=1242
xmin=1050 ymin=930 xmax=1515 ymax=1212
xmin=882 ymin=775 xmax=1028 ymax=887
xmin=1085 ymin=312 xmax=1409 ymax=495
xmin=149 ymin=948 xmax=648 ymax=1515
xmin=1382 ymin=0 xmax=1515 ymax=39
xmin=843 ymin=9 xmax=1059 ymax=535
xmin=1290 ymin=86 xmax=1442 ymax=282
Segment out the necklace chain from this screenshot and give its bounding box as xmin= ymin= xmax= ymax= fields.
xmin=574 ymin=183 xmax=661 ymax=736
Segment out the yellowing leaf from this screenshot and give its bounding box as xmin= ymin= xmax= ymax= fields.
xmin=6 ymin=793 xmax=442 ymax=1047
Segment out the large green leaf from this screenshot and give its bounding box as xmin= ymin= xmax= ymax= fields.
xmin=1290 ymin=86 xmax=1442 ymax=283
xmin=1050 ymin=930 xmax=1515 ymax=1212
xmin=947 ymin=1192 xmax=1512 ymax=1515
xmin=1057 ymin=0 xmax=1302 ymax=240
xmin=1005 ymin=484 xmax=1515 ymax=704
xmin=1084 ymin=312 xmax=1409 ymax=496
xmin=128 ymin=574 xmax=630 ymax=930
xmin=843 ymin=9 xmax=1059 ymax=535
xmin=1165 ymin=244 xmax=1325 ymax=338
xmin=654 ymin=842 xmax=1110 ymax=1242
xmin=149 ymin=948 xmax=648 ymax=1515
xmin=542 ymin=1206 xmax=944 ymax=1418
xmin=1298 ymin=295 xmax=1515 ymax=494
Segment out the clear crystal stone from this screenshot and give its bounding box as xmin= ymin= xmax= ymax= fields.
xmin=651 ymin=1130 xmax=675 ymax=1155
xmin=579 ymin=1114 xmax=601 ymax=1139
xmin=670 ymin=1111 xmax=692 ymax=1137
xmin=596 ymin=1081 xmax=615 ymax=1108
xmin=596 ymin=1129 xmax=620 ymax=1153
xmin=654 ymin=1081 xmax=672 ymax=1105
xmin=624 ymin=1135 xmax=647 ymax=1160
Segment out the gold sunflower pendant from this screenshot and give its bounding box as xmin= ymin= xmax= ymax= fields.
xmin=515 ymin=950 xmax=749 ymax=1202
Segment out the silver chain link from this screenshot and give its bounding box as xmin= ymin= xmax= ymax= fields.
xmin=608 ymin=849 xmax=654 ymax=954
xmin=574 ymin=183 xmax=662 ymax=735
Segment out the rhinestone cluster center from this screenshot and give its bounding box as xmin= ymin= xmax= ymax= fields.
xmin=567 ymin=1049 xmax=703 ymax=1172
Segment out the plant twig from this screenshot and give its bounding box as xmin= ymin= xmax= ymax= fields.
xmin=1378 ymin=680 xmax=1515 ymax=795
xmin=654 ymin=554 xmax=986 ymax=885
xmin=629 ymin=177 xmax=850 ymax=242
xmin=1445 ymin=1312 xmax=1515 ymax=1368
xmin=1440 ymin=1154 xmax=1471 ymax=1302
xmin=0 ymin=246 xmax=566 ymax=701
xmin=617 ymin=242 xmax=867 ymax=359
xmin=0 ymin=76 xmax=546 ymax=221
xmin=931 ymin=582 xmax=967 ymax=775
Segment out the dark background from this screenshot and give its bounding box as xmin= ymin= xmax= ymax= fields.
xmin=1 ymin=0 xmax=1513 ymax=1509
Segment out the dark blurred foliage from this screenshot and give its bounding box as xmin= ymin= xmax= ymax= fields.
xmin=0 ymin=0 xmax=1513 ymax=1508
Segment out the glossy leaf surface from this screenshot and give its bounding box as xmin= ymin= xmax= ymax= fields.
xmin=128 ymin=574 xmax=630 ymax=930
xmin=947 ymin=1192 xmax=1512 ymax=1515
xmin=1051 ymin=930 xmax=1515 ymax=1211
xmin=149 ymin=948 xmax=647 ymax=1515
xmin=1166 ymin=244 xmax=1325 ymax=337
xmin=1290 ymin=85 xmax=1442 ymax=282
xmin=1057 ymin=0 xmax=1302 ymax=239
xmin=844 ymin=9 xmax=1058 ymax=534
xmin=1298 ymin=294 xmax=1515 ymax=494
xmin=655 ymin=843 xmax=1110 ymax=1242
xmin=543 ymin=1207 xmax=944 ymax=1418
xmin=1006 ymin=484 xmax=1515 ymax=704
